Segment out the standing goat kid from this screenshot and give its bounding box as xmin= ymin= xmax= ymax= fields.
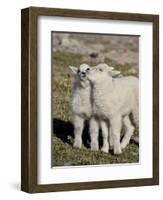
xmin=87 ymin=66 xmax=139 ymax=154
xmin=69 ymin=64 xmax=112 ymax=152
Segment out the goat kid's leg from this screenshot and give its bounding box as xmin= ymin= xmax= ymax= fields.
xmin=110 ymin=116 xmax=122 ymax=155
xmin=121 ymin=115 xmax=134 ymax=149
xmin=109 ymin=127 xmax=114 ymax=150
xmin=90 ymin=118 xmax=99 ymax=151
xmin=132 ymin=108 xmax=139 ymax=128
xmin=100 ymin=121 xmax=109 ymax=153
xmin=73 ymin=115 xmax=84 ymax=148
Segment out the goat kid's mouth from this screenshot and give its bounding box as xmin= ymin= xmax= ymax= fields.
xmin=78 ymin=74 xmax=87 ymax=80
xmin=81 ymin=73 xmax=86 ymax=78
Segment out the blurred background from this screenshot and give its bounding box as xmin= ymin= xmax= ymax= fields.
xmin=53 ymin=32 xmax=139 ymax=74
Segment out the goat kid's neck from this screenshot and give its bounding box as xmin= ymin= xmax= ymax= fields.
xmin=92 ymin=79 xmax=113 ymax=94
xmin=79 ymin=80 xmax=90 ymax=89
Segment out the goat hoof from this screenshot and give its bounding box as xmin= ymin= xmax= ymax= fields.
xmin=101 ymin=146 xmax=109 ymax=153
xmin=114 ymin=148 xmax=122 ymax=155
xmin=73 ymin=142 xmax=82 ymax=149
xmin=91 ymin=145 xmax=99 ymax=151
xmin=121 ymin=142 xmax=128 ymax=150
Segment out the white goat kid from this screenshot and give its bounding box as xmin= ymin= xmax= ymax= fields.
xmin=69 ymin=64 xmax=112 ymax=153
xmin=87 ymin=66 xmax=139 ymax=154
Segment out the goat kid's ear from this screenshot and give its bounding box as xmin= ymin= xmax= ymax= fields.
xmin=69 ymin=66 xmax=78 ymax=74
xmin=108 ymin=66 xmax=114 ymax=71
xmin=110 ymin=70 xmax=121 ymax=77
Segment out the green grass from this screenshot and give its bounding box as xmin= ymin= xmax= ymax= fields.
xmin=52 ymin=137 xmax=139 ymax=166
xmin=52 ymin=50 xmax=139 ymax=167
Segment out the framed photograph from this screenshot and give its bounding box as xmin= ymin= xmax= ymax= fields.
xmin=21 ymin=7 xmax=159 ymax=193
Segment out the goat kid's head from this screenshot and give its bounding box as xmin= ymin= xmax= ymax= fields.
xmin=69 ymin=64 xmax=91 ymax=81
xmin=87 ymin=63 xmax=120 ymax=84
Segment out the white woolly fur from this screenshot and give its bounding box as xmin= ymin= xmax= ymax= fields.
xmin=87 ymin=65 xmax=139 ymax=154
xmin=69 ymin=64 xmax=113 ymax=152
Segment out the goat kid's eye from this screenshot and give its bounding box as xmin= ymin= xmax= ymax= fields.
xmin=99 ymin=69 xmax=103 ymax=72
xmin=86 ymin=68 xmax=90 ymax=72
